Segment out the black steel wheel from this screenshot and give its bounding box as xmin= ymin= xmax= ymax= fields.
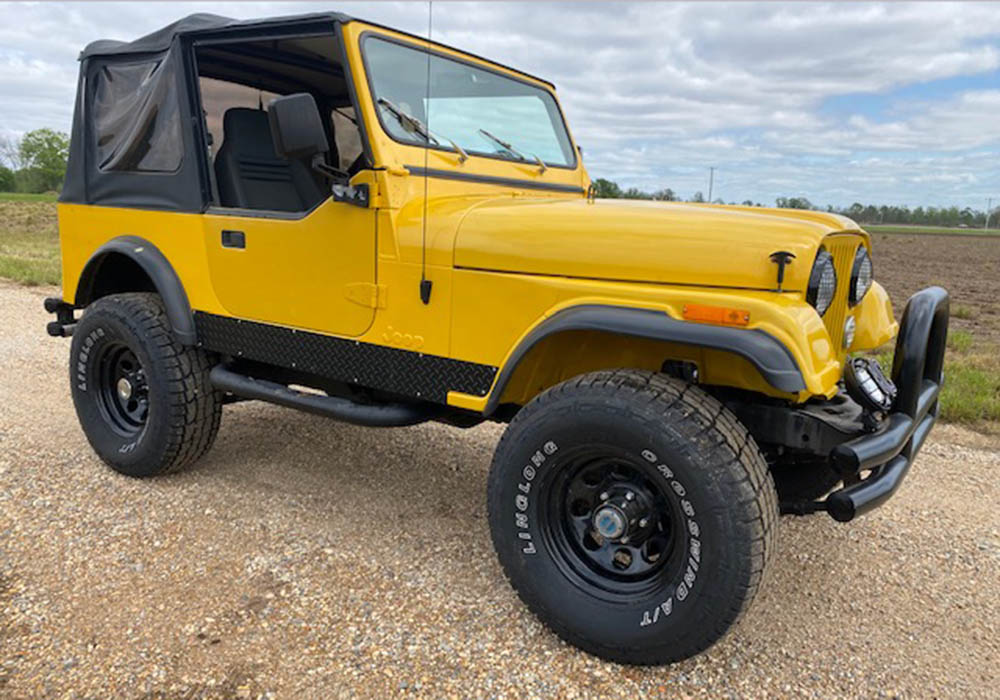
xmin=543 ymin=451 xmax=686 ymax=599
xmin=487 ymin=370 xmax=778 ymax=665
xmin=70 ymin=293 xmax=221 ymax=477
xmin=94 ymin=343 xmax=149 ymax=437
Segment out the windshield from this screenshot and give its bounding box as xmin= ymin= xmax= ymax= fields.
xmin=362 ymin=36 xmax=576 ymax=167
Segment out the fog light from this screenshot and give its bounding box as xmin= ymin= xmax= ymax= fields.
xmin=844 ymin=357 xmax=896 ymax=413
xmin=843 ymin=316 xmax=856 ymax=349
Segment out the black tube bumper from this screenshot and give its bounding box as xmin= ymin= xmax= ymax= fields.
xmin=825 ymin=286 xmax=949 ymax=522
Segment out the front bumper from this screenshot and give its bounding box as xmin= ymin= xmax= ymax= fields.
xmin=825 ymin=286 xmax=949 ymax=521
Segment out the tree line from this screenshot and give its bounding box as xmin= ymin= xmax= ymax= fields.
xmin=591 ymin=178 xmax=998 ymax=228
xmin=0 ymin=129 xmax=70 ymax=194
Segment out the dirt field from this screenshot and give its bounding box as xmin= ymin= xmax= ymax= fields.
xmin=1 ymin=280 xmax=998 ymax=699
xmin=871 ymin=233 xmax=1000 ymax=344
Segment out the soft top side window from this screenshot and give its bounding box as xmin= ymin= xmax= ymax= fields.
xmin=92 ymin=58 xmax=183 ymax=173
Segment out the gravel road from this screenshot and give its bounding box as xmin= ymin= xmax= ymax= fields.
xmin=1 ymin=280 xmax=997 ymax=699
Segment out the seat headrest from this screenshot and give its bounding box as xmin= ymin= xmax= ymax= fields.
xmin=221 ymin=108 xmax=278 ymax=158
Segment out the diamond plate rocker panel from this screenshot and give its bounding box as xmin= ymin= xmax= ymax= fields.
xmin=195 ymin=312 xmax=498 ymax=404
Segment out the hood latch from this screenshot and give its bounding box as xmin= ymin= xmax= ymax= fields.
xmin=769 ymin=251 xmax=796 ymax=292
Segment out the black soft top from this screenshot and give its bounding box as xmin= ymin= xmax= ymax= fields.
xmin=62 ymin=10 xmax=555 ymax=212
xmin=79 ymin=12 xmax=353 ymax=58
xmin=76 ymin=10 xmax=553 ymax=87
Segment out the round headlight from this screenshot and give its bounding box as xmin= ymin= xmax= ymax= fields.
xmin=849 ymin=247 xmax=873 ymax=306
xmin=807 ymin=249 xmax=837 ymax=316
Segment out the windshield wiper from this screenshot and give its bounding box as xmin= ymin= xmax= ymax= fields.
xmin=478 ymin=129 xmax=547 ymax=173
xmin=478 ymin=128 xmax=525 ymax=160
xmin=378 ymin=98 xmax=437 ymax=144
xmin=377 ymin=98 xmax=469 ymax=163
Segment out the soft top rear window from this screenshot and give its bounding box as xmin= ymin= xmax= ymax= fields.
xmin=92 ymin=57 xmax=183 ymax=173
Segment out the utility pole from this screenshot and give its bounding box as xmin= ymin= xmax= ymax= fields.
xmin=707 ymin=167 xmax=715 ymax=203
xmin=986 ymin=197 xmax=994 ymax=231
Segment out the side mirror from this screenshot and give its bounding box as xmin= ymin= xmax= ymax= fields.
xmin=268 ymin=93 xmax=329 ymax=162
xmin=268 ymin=92 xmax=368 ymax=208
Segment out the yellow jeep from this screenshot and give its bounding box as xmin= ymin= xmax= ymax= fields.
xmin=47 ymin=11 xmax=949 ymax=664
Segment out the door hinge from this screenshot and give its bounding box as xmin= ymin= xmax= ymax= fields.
xmin=345 ymin=283 xmax=387 ymax=309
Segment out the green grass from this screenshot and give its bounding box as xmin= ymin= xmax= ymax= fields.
xmin=0 ymin=200 xmax=60 ymax=285
xmin=947 ymin=328 xmax=974 ymax=353
xmin=866 ymin=223 xmax=1000 ymax=237
xmin=939 ymin=330 xmax=1000 ymax=427
xmin=0 ymin=192 xmax=58 ymax=202
xmin=939 ymin=357 xmax=1000 ymax=426
xmin=951 ymin=304 xmax=978 ymax=320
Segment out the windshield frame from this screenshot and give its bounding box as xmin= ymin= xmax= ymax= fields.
xmin=358 ymin=31 xmax=579 ymax=171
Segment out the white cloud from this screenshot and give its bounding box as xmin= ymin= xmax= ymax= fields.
xmin=0 ymin=1 xmax=997 ymax=207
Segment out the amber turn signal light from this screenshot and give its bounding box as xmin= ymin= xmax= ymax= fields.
xmin=682 ymin=303 xmax=750 ymax=326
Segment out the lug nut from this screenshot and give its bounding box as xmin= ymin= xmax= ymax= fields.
xmin=625 ymin=491 xmax=635 ymax=501
xmin=639 ymin=518 xmax=648 ymax=528
xmin=599 ymin=491 xmax=609 ymax=501
xmin=621 ymin=536 xmax=630 ymax=544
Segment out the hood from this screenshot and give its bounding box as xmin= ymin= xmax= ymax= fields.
xmin=454 ymin=198 xmax=863 ymax=291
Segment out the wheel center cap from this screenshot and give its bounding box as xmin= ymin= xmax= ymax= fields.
xmin=117 ymin=378 xmax=133 ymax=401
xmin=593 ymin=505 xmax=627 ymax=540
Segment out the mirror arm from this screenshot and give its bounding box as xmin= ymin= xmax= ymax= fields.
xmin=310 ymin=154 xmax=369 ymax=209
xmin=311 ymin=154 xmax=350 ymax=183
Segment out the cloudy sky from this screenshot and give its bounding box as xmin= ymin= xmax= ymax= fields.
xmin=1 ymin=1 xmax=998 ymax=208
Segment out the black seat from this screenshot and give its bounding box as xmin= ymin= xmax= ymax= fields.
xmin=214 ymin=108 xmax=326 ymax=212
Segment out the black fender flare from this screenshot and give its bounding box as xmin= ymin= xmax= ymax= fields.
xmin=484 ymin=304 xmax=807 ymax=414
xmin=75 ymin=235 xmax=197 ymax=345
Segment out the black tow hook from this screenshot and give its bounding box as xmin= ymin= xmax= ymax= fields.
xmin=44 ymin=297 xmax=77 ymax=337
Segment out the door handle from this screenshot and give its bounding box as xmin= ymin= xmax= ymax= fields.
xmin=221 ymin=230 xmax=245 ymax=249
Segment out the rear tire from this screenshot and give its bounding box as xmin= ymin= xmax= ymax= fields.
xmin=69 ymin=293 xmax=221 ymax=477
xmin=487 ymin=369 xmax=778 ymax=665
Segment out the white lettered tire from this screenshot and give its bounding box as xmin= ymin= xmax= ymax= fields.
xmin=486 ymin=369 xmax=778 ymax=664
xmin=70 ymin=293 xmax=221 ymax=477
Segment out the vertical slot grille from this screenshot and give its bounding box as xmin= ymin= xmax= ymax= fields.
xmin=821 ymin=234 xmax=863 ymax=361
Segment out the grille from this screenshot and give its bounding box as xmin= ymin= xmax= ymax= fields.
xmin=820 ymin=234 xmax=864 ymax=360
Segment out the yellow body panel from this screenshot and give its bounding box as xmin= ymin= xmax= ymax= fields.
xmin=455 ymin=198 xmax=861 ymax=291
xmin=850 ymin=281 xmax=898 ymax=351
xmin=201 ymin=195 xmax=377 ymax=337
xmin=57 ymin=22 xmax=900 ymax=415
xmin=59 ymin=203 xmax=226 ymax=316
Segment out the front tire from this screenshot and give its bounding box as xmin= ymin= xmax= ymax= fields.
xmin=69 ymin=293 xmax=221 ymax=477
xmin=487 ymin=370 xmax=778 ymax=665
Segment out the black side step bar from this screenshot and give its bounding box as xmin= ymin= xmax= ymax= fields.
xmin=209 ymin=365 xmax=435 ymax=428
